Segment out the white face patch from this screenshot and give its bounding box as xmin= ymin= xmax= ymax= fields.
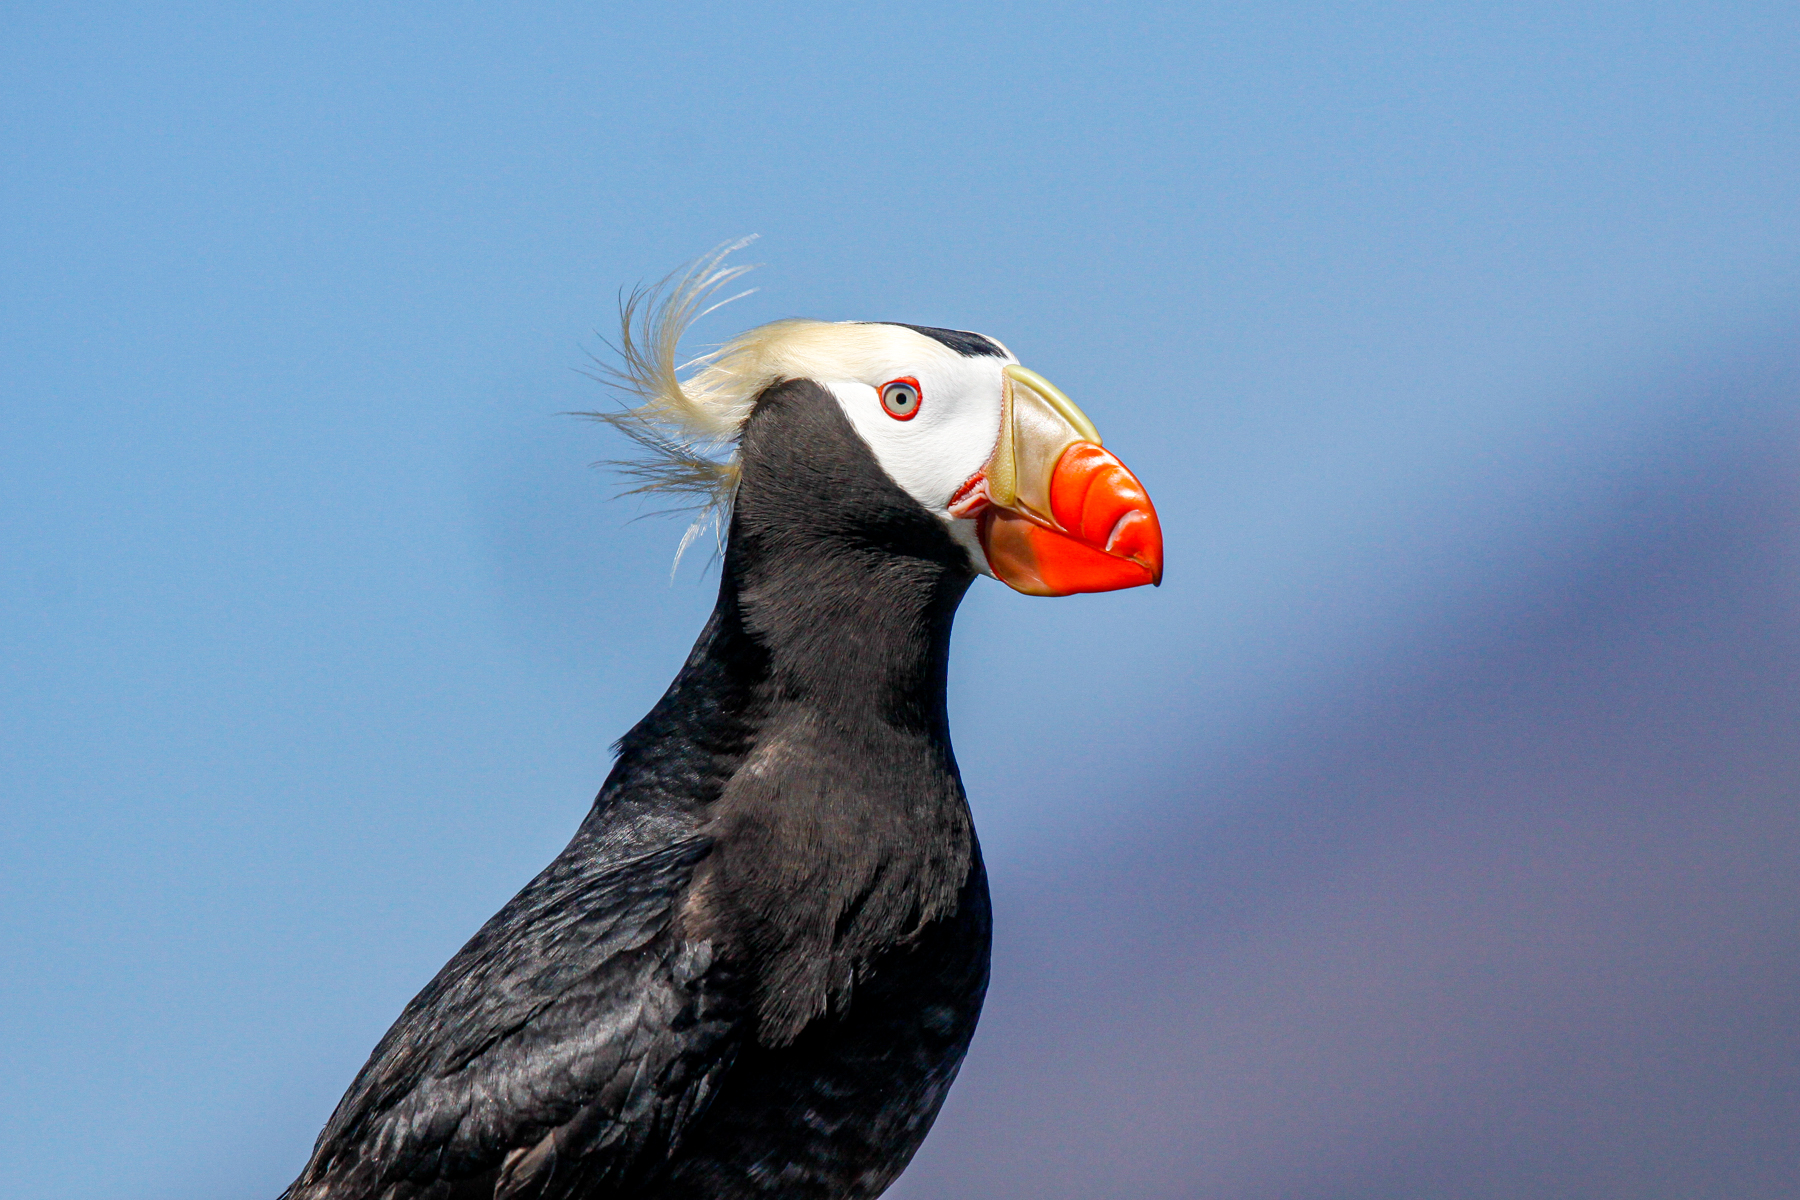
xmin=817 ymin=326 xmax=1013 ymax=575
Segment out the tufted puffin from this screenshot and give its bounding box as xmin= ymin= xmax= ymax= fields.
xmin=281 ymin=247 xmax=1162 ymax=1200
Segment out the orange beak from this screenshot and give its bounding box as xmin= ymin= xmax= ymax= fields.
xmin=979 ymin=442 xmax=1162 ymax=595
xmin=960 ymin=366 xmax=1163 ymax=597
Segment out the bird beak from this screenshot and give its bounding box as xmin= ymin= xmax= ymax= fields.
xmin=952 ymin=365 xmax=1163 ymax=596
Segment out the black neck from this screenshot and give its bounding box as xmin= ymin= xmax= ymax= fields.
xmin=598 ymin=379 xmax=977 ymax=817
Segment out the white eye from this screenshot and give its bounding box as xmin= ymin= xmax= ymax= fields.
xmin=879 ymin=377 xmax=922 ymax=421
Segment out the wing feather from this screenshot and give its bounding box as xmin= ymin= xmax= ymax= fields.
xmin=284 ymin=835 xmax=741 ymax=1200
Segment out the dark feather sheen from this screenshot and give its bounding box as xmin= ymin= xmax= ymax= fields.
xmin=284 ymin=380 xmax=992 ymax=1199
xmin=866 ymin=323 xmax=1007 ymax=359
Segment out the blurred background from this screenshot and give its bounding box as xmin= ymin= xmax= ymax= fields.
xmin=4 ymin=3 xmax=1798 ymax=1197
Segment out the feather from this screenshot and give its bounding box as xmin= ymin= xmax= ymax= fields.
xmin=581 ymin=238 xmax=759 ymax=565
xmin=584 ymin=240 xmax=966 ymax=568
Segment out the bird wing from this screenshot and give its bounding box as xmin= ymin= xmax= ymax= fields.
xmin=284 ymin=833 xmax=739 ymax=1200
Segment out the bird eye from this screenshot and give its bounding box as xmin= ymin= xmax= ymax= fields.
xmin=880 ymin=377 xmax=922 ymax=421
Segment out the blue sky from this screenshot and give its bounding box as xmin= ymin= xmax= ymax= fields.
xmin=3 ymin=4 xmax=1798 ymax=1198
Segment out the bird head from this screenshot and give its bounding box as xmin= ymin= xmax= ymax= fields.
xmin=595 ymin=247 xmax=1162 ymax=597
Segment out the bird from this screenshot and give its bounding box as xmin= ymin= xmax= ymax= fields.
xmin=280 ymin=245 xmax=1163 ymax=1200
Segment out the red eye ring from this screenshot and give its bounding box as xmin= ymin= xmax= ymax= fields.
xmin=879 ymin=377 xmax=923 ymax=421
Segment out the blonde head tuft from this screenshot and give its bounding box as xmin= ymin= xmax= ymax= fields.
xmin=585 ymin=238 xmax=771 ymax=565
xmin=588 ymin=240 xmax=953 ymax=568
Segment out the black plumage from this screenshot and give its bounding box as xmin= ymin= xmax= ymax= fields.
xmin=867 ymin=323 xmax=1009 ymax=359
xmin=284 ymin=377 xmax=991 ymax=1200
